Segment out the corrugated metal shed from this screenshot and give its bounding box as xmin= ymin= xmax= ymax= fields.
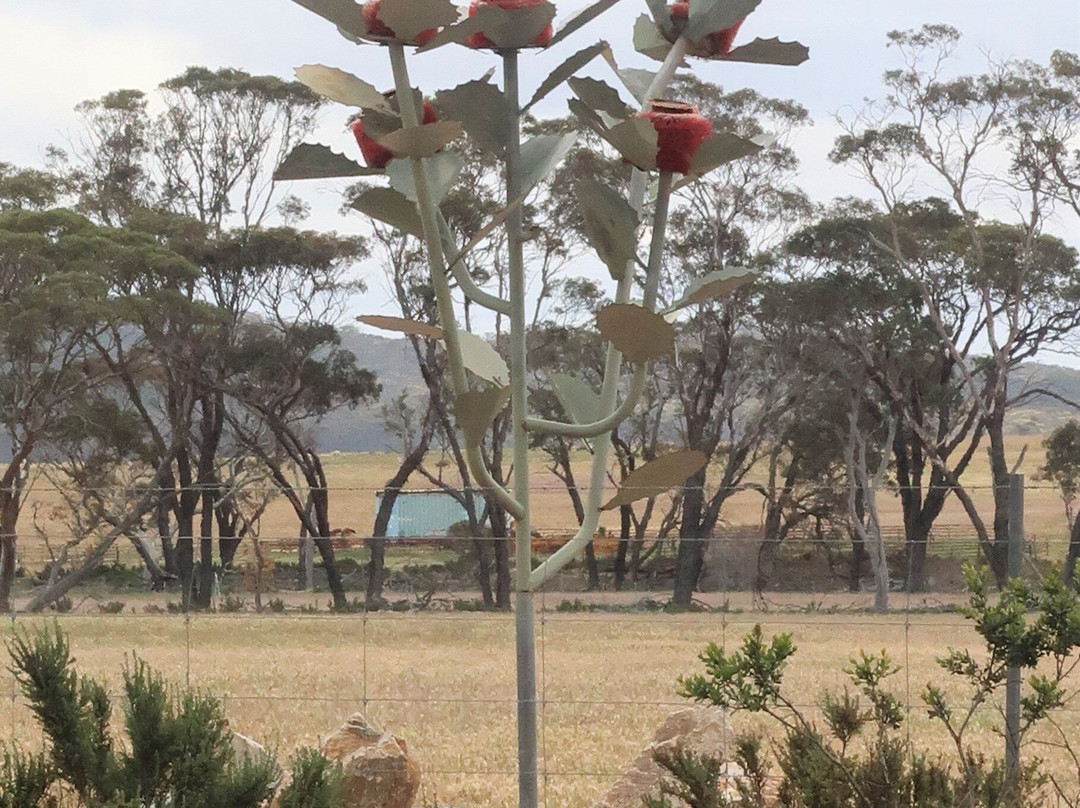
xmin=375 ymin=489 xmax=470 ymax=538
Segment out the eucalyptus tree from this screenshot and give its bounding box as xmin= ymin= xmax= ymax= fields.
xmin=784 ymin=200 xmax=988 ymax=592
xmin=53 ymin=68 xmax=375 ymax=608
xmin=275 ymin=1 xmax=807 ymax=804
xmin=832 ymin=27 xmax=1080 ymax=585
xmin=0 ymin=197 xmax=192 ymax=610
xmin=1042 ymin=421 xmax=1080 ymax=588
xmin=653 ymin=80 xmax=810 ymax=608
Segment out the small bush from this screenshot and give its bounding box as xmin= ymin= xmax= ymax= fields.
xmin=268 ymin=597 xmax=287 ymax=613
xmin=50 ymin=596 xmax=74 ymax=614
xmin=97 ymin=601 xmax=125 ymax=614
xmin=276 ymin=748 xmax=345 ymax=808
xmin=5 ymin=625 xmax=338 ymax=808
xmin=219 ymin=595 xmax=247 ymax=613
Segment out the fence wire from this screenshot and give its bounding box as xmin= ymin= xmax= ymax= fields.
xmin=2 ymin=480 xmax=1079 ymax=808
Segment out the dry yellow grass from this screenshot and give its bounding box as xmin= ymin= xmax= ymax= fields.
xmin=2 ymin=608 xmax=1078 ymax=808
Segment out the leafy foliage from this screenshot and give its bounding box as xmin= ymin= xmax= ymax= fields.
xmin=658 ymin=566 xmax=1080 ymax=807
xmin=6 ymin=624 xmax=299 ymax=808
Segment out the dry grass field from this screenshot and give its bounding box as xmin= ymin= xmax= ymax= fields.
xmin=3 ymin=608 xmax=1078 ymax=808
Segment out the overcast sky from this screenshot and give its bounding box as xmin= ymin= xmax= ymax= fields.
xmin=2 ymin=0 xmax=1079 ymax=361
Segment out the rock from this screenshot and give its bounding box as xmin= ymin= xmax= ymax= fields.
xmin=320 ymin=713 xmax=421 ymax=808
xmin=231 ymin=731 xmax=269 ymax=763
xmin=593 ymin=706 xmax=743 ymax=808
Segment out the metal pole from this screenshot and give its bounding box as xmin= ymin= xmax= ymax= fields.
xmin=1005 ymin=472 xmax=1024 ymax=790
xmin=503 ymin=49 xmax=539 ymax=808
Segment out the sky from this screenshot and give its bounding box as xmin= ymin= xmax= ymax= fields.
xmin=2 ymin=0 xmax=1079 ymax=360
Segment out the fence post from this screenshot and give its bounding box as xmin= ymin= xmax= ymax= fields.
xmin=1005 ymin=472 xmax=1024 ymax=790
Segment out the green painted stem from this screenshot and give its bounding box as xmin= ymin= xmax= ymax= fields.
xmin=436 ymin=213 xmax=512 ymax=315
xmin=529 ymin=168 xmax=675 ymax=588
xmin=502 ymin=48 xmax=540 ymax=808
xmin=387 ymin=41 xmax=522 ymax=520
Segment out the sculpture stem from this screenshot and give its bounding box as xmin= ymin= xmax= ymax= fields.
xmin=387 ymin=41 xmax=522 ymax=519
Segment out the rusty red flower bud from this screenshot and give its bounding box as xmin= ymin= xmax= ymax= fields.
xmin=363 ymin=0 xmax=439 ymax=46
xmin=352 ymin=98 xmax=439 ymax=169
xmin=640 ymin=99 xmax=712 ymax=174
xmin=667 ymin=2 xmax=743 ymax=57
xmin=466 ymin=0 xmax=553 ymax=49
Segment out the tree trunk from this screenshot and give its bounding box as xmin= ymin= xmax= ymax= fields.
xmin=904 ymin=521 xmax=931 ymax=593
xmin=368 ymin=428 xmax=430 ymax=606
xmin=216 ymin=502 xmax=241 ymax=569
xmin=195 ymin=487 xmax=215 ymax=609
xmin=0 ymin=496 xmax=17 ymax=612
xmin=491 ymin=509 xmax=511 ymax=610
xmin=986 ymin=398 xmax=1011 ymax=586
xmin=1063 ymin=516 xmax=1080 ymax=590
xmin=614 ymin=506 xmax=631 ymax=591
xmin=157 ymin=498 xmax=176 ymax=576
xmin=672 ymin=471 xmax=707 ymax=609
xmin=311 ymin=483 xmax=347 ymax=610
xmin=848 ymin=528 xmax=865 ymax=593
xmin=176 ymin=447 xmax=197 ymax=610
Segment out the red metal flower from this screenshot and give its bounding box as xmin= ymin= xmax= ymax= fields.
xmin=362 ymin=0 xmax=439 ymax=46
xmin=352 ymin=98 xmax=439 ymax=169
xmin=667 ymin=2 xmax=743 ymax=57
xmin=640 ymin=99 xmax=712 ymax=174
xmin=465 ymin=0 xmax=553 ymax=49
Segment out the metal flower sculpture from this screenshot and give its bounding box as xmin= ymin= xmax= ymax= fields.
xmin=274 ymin=0 xmax=807 ymax=804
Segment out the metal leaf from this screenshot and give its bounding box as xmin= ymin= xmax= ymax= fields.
xmin=595 ymin=304 xmax=675 ymax=363
xmin=289 ymin=0 xmax=368 ymax=39
xmin=415 ymin=15 xmax=485 ymax=52
xmin=356 ymin=315 xmax=444 ymax=339
xmin=603 ymin=118 xmax=658 ymax=171
xmin=549 ymin=373 xmax=604 ymax=425
xmin=577 ymin=180 xmax=639 ymax=281
xmin=601 ymin=48 xmax=658 ymax=105
xmin=294 ymin=65 xmax=390 ymax=110
xmin=274 ymin=144 xmax=382 ymax=181
xmin=350 ymin=187 xmax=423 ymax=237
xmin=520 ymin=133 xmax=577 ymax=194
xmin=719 ymin=37 xmax=810 ymax=66
xmin=456 ymin=331 xmax=510 ymax=385
xmin=664 ymin=266 xmax=758 ymax=312
xmin=684 ymin=0 xmax=760 ymax=42
xmin=468 ymin=3 xmax=556 ymax=49
xmin=436 ymin=79 xmax=512 ymax=155
xmin=567 ymin=76 xmax=632 ymax=119
xmin=385 ymin=152 xmax=464 ymax=204
xmin=526 ymin=42 xmax=609 ymax=111
xmin=687 ymin=132 xmax=765 ymax=175
xmin=457 ymin=386 xmax=512 ymax=448
xmin=548 ymin=0 xmax=625 ymax=47
xmin=377 ymin=0 xmax=459 ymax=42
xmin=633 ymin=14 xmax=673 ymax=62
xmin=378 ymin=121 xmax=463 ymax=158
xmin=644 ymin=0 xmax=676 ymax=39
xmin=600 ymin=449 xmax=708 ymax=509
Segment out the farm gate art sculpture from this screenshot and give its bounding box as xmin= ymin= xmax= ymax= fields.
xmin=273 ymin=0 xmax=807 ymax=804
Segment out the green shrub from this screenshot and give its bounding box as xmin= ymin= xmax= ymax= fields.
xmin=0 ymin=746 xmax=53 ymax=808
xmin=656 ymin=564 xmax=1080 ymax=808
xmin=276 ymin=748 xmax=345 ymax=808
xmin=219 ymin=595 xmax=247 ymax=613
xmin=3 ymin=624 xmax=356 ymax=808
xmin=98 ymin=601 xmax=125 ymax=614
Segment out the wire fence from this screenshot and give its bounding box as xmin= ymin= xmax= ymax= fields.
xmin=3 ymin=480 xmax=1080 ymax=808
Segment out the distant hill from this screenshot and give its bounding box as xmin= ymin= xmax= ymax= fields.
xmin=1007 ymin=362 xmax=1080 ymax=436
xmin=315 ymin=328 xmax=426 ymax=452
xmin=2 ymin=338 xmax=1077 ymax=458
